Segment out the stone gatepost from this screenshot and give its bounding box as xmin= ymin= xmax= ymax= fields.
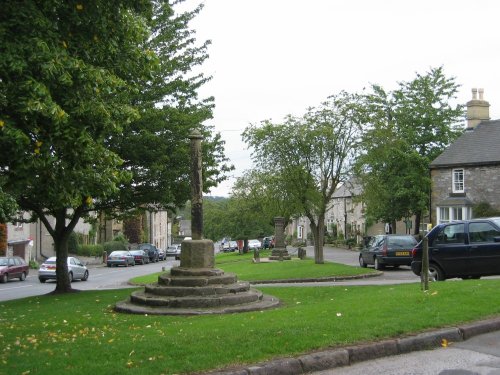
xmin=269 ymin=217 xmax=291 ymax=261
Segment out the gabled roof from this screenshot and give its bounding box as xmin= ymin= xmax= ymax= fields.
xmin=332 ymin=180 xmax=362 ymax=198
xmin=430 ymin=120 xmax=500 ymax=168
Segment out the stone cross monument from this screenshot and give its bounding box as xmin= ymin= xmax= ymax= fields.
xmin=269 ymin=217 xmax=291 ymax=260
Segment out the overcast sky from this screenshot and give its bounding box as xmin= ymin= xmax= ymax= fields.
xmin=181 ymin=0 xmax=500 ymax=196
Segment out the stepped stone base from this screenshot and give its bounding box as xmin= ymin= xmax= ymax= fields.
xmin=269 ymin=248 xmax=292 ymax=261
xmin=115 ymin=266 xmax=280 ymax=316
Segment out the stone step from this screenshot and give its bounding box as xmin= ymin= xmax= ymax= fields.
xmin=170 ymin=267 xmax=225 ymax=277
xmin=129 ymin=289 xmax=263 ymax=308
xmin=158 ymin=273 xmax=237 ymax=287
xmin=144 ymin=281 xmax=251 ymax=297
xmin=114 ymin=294 xmax=281 ymax=316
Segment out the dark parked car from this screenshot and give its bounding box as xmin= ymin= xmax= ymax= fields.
xmin=139 ymin=243 xmax=159 ymax=263
xmin=107 ymin=251 xmax=135 ymax=267
xmin=0 ymin=256 xmax=29 ymax=283
xmin=359 ymin=234 xmax=418 ymax=270
xmin=262 ymin=236 xmax=274 ymax=249
xmin=411 ymin=217 xmax=500 ymax=281
xmin=129 ymin=250 xmax=149 ymax=265
xmin=38 ymin=256 xmax=89 ymax=283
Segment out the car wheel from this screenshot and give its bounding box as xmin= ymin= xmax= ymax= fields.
xmin=68 ymin=272 xmax=73 ymax=282
xmin=82 ymin=270 xmax=89 ymax=281
xmin=374 ymin=258 xmax=384 ymax=270
xmin=428 ymin=264 xmax=445 ymax=281
xmin=359 ymin=256 xmax=367 ymax=268
xmin=1 ymin=273 xmax=7 ymax=283
xmin=19 ymin=272 xmax=26 ymax=281
xmin=39 ymin=278 xmax=46 ymax=283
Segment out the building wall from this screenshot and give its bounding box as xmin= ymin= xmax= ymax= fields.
xmin=431 ymin=165 xmax=500 ymax=223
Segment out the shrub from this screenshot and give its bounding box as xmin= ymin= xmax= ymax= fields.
xmin=78 ymin=244 xmax=104 ymax=257
xmin=29 ymin=260 xmax=39 ymax=269
xmin=103 ymin=240 xmax=128 ymax=255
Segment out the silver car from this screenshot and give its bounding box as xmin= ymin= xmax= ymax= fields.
xmin=165 ymin=244 xmax=182 ymax=260
xmin=38 ymin=256 xmax=89 ymax=283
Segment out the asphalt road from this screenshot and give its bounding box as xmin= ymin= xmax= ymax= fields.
xmin=0 ymin=258 xmax=178 ymax=302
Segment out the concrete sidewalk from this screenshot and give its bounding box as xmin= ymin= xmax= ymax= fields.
xmin=206 ymin=317 xmax=500 ymax=375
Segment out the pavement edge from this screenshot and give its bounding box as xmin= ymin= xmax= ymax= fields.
xmin=204 ymin=316 xmax=500 ymax=375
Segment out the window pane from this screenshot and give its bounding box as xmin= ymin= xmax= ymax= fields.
xmin=434 ymin=224 xmax=465 ymax=245
xmin=469 ymin=222 xmax=500 ymax=243
xmin=453 ymin=169 xmax=464 ymax=192
xmin=439 ymin=207 xmax=450 ymax=223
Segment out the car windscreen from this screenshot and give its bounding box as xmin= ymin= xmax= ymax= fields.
xmin=387 ymin=236 xmax=417 ymax=248
xmin=0 ymin=258 xmax=8 ymax=266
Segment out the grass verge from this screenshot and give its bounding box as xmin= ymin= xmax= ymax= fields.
xmin=1 ymin=280 xmax=500 ymax=374
xmin=131 ymin=252 xmax=376 ymax=285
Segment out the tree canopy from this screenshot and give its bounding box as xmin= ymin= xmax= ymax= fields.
xmin=243 ymin=91 xmax=364 ymax=263
xmin=355 ymin=67 xmax=464 ymax=231
xmin=0 ymin=1 xmax=230 ymax=292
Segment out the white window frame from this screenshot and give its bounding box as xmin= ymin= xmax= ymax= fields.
xmin=297 ymin=225 xmax=303 ymax=239
xmin=436 ymin=206 xmax=471 ymax=224
xmin=452 ymin=168 xmax=465 ymax=193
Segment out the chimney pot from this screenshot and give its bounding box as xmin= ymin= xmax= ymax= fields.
xmin=479 ymin=88 xmax=484 ymax=100
xmin=472 ymin=88 xmax=478 ymax=100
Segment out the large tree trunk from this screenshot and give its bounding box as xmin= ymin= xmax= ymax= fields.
xmin=309 ymin=215 xmax=325 ymax=264
xmin=53 ymin=232 xmax=73 ymax=293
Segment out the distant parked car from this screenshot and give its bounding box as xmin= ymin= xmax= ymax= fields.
xmin=107 ymin=251 xmax=135 ymax=267
xmin=411 ymin=218 xmax=500 ymax=281
xmin=0 ymin=256 xmax=29 ymax=283
xmin=157 ymin=248 xmax=165 ymax=261
xmin=228 ymin=241 xmax=238 ymax=252
xmin=139 ymin=243 xmax=159 ymax=263
xmin=248 ymin=239 xmax=262 ymax=250
xmin=359 ymin=234 xmax=417 ymax=270
xmin=38 ymin=256 xmax=89 ymax=283
xmin=129 ymin=250 xmax=149 ymax=265
xmin=262 ymin=236 xmax=274 ymax=249
xmin=165 ymin=244 xmax=181 ymax=260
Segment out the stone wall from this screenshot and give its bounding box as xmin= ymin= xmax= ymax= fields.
xmin=431 ymin=164 xmax=500 ymax=221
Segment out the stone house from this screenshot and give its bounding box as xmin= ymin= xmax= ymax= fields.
xmin=430 ymin=88 xmax=498 ymax=224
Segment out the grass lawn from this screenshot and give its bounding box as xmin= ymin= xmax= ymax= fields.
xmin=1 ymin=280 xmax=500 ymax=374
xmin=131 ymin=251 xmax=377 ymax=285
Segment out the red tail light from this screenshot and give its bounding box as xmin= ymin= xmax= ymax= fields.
xmin=382 ymin=242 xmax=387 ymax=256
xmin=411 ymin=247 xmax=417 ymax=257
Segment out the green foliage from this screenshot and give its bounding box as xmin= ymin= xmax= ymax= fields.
xmin=356 ymin=67 xmax=464 ymax=228
xmin=0 ymin=1 xmax=231 ymax=291
xmin=242 ymin=91 xmax=364 ymax=262
xmin=0 ymin=187 xmax=18 ymax=223
xmin=103 ymin=241 xmax=128 ymax=255
xmin=77 ymin=244 xmax=104 ymax=257
xmin=28 ymin=259 xmax=39 ymax=269
xmin=473 ymin=202 xmax=500 ymax=218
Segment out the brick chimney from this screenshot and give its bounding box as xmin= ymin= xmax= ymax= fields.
xmin=466 ymin=88 xmax=490 ymax=129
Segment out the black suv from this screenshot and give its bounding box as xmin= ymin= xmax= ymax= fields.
xmin=411 ymin=217 xmax=500 ymax=281
xmin=139 ymin=243 xmax=159 ymax=263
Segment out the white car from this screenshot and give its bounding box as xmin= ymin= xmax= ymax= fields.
xmin=165 ymin=244 xmax=182 ymax=260
xmin=38 ymin=256 xmax=89 ymax=283
xmin=248 ymin=239 xmax=262 ymax=250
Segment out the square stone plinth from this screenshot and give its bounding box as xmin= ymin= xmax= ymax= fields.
xmin=180 ymin=239 xmax=215 ymax=269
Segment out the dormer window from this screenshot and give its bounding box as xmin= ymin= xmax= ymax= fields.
xmin=452 ymin=169 xmax=464 ymax=193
